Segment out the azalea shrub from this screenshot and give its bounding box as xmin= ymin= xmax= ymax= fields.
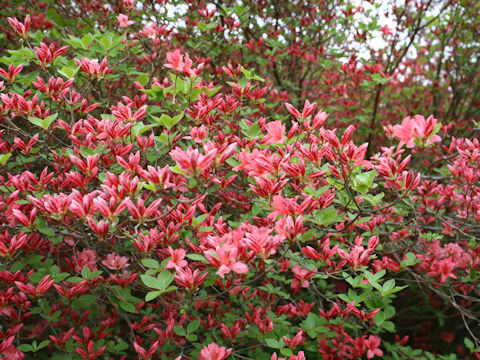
xmin=0 ymin=0 xmax=480 ymax=359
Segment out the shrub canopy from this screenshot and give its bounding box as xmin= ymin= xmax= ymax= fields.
xmin=0 ymin=0 xmax=479 ymax=359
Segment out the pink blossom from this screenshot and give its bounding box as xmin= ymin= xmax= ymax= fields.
xmin=365 ymin=335 xmax=383 ymax=359
xmin=122 ymin=0 xmax=135 ymax=9
xmin=165 ymin=49 xmax=204 ymax=77
xmin=165 ymin=247 xmax=188 ymax=269
xmin=291 ymin=264 xmax=316 ymax=290
xmin=204 ymin=244 xmax=249 ymax=278
xmin=117 ymin=14 xmax=134 ymax=28
xmin=380 ymin=25 xmax=393 ymax=36
xmin=170 ymin=146 xmax=217 ymax=175
xmin=262 ymin=121 xmax=285 ymax=144
xmin=386 ymin=114 xmax=441 ymax=148
xmin=198 ymin=343 xmax=232 ymax=360
xmin=102 ymin=253 xmax=130 ymax=270
xmin=175 ymin=267 xmax=207 ymax=289
xmin=76 ymin=249 xmax=98 ymax=272
xmin=427 ymin=258 xmax=457 ymax=283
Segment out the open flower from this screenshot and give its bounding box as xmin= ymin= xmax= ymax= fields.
xmin=198 ymin=343 xmax=232 ymax=360
xmin=204 ymin=244 xmax=249 ymax=278
xmin=365 ymin=335 xmax=383 ymax=359
xmin=102 ymin=253 xmax=130 ymax=270
xmin=262 ymin=121 xmax=285 ymax=144
xmin=117 ymin=14 xmax=134 ymax=28
xmin=385 ymin=114 xmax=441 ymax=148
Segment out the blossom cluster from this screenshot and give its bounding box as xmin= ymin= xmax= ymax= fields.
xmin=0 ymin=1 xmax=479 ymax=360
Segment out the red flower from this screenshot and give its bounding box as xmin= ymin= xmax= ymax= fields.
xmin=282 ymin=329 xmax=305 ymax=349
xmin=204 ymin=244 xmax=249 ymax=278
xmin=7 ymin=15 xmax=30 ymax=39
xmin=170 ymin=146 xmax=217 ymax=176
xmin=0 ymin=64 xmax=23 ymax=84
xmin=198 ymin=343 xmax=232 ymax=360
xmin=175 ymin=267 xmax=207 ymax=289
xmin=285 ymin=102 xmax=300 ymax=118
xmin=365 ymin=335 xmax=383 ymax=359
xmin=262 ymin=120 xmax=286 ymax=145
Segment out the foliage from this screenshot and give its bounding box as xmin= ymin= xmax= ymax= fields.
xmin=0 ymin=0 xmax=479 ymax=359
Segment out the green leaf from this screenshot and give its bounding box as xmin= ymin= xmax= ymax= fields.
xmin=140 ymin=274 xmax=162 ymax=290
xmin=114 ymin=341 xmax=129 ymax=351
xmin=187 ymin=319 xmax=200 ymax=334
xmin=145 ymin=290 xmax=162 ymax=302
xmin=0 ymin=152 xmax=12 ymax=166
xmin=81 ymin=34 xmax=94 ymax=48
xmin=119 ymin=300 xmax=136 ymax=313
xmin=373 ymin=311 xmax=385 ymax=325
xmin=58 ymin=66 xmax=78 ymax=78
xmin=131 ymin=122 xmax=157 ymax=137
xmin=198 ymin=226 xmax=214 ymax=232
xmin=186 ymin=333 xmax=197 ymax=341
xmin=141 ymin=259 xmax=160 ymax=269
xmin=355 ymin=170 xmax=377 ymax=188
xmin=280 ymin=348 xmax=293 ymax=357
xmin=382 ymin=320 xmax=395 ymax=332
xmin=17 ymin=344 xmax=33 ymax=352
xmin=37 ymin=340 xmax=50 ymax=350
xmin=173 ymin=326 xmax=186 ymax=336
xmin=265 ymin=338 xmax=280 ymax=348
xmin=204 ymin=85 xmax=223 ymax=97
xmin=186 ymin=254 xmax=206 ymax=262
xmin=79 ymin=146 xmax=96 ymax=158
xmin=150 ymin=113 xmax=184 ymax=130
xmin=137 ymin=73 xmax=149 ymax=86
xmin=81 ymin=266 xmax=91 ymax=279
xmin=157 ymin=270 xmax=174 ymax=290
xmin=464 ymin=337 xmax=474 ymax=351
xmin=383 ymin=279 xmax=395 ymax=292
xmin=66 ymin=35 xmax=86 ymax=49
xmin=311 ymin=207 xmax=343 ymax=226
xmin=10 ymin=261 xmax=27 ymax=273
xmin=99 ymin=32 xmax=114 ymax=51
xmin=38 ymin=225 xmax=55 ymax=236
xmin=28 ymin=113 xmax=58 ymax=130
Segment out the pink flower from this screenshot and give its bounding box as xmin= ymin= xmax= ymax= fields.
xmin=268 ymin=195 xmax=313 ymax=218
xmin=184 ymin=125 xmax=208 ymax=143
xmin=175 ymin=267 xmax=207 ymax=289
xmin=285 ymin=102 xmax=301 ymax=118
xmin=122 ymin=0 xmax=135 ymax=9
xmin=0 ymin=63 xmax=24 ymax=84
xmin=102 ymin=253 xmax=130 ymax=270
xmin=165 ymin=49 xmax=204 ymax=77
xmin=365 ymin=335 xmax=383 ymax=359
xmin=282 ymin=329 xmax=305 ymax=349
xmin=204 ymin=244 xmax=249 ymax=278
xmin=76 ymin=249 xmax=98 ymax=272
xmin=386 ymin=114 xmax=441 ymax=148
xmin=198 ymin=343 xmax=232 ymax=360
xmin=380 ymin=25 xmax=393 ymax=36
xmin=117 ymin=14 xmax=134 ymax=28
xmin=262 ymin=121 xmax=285 ymax=144
xmin=7 ymin=15 xmax=30 ymax=39
xmin=244 ymin=227 xmax=284 ymax=259
xmin=0 ymin=344 xmax=24 ymax=360
xmin=291 ymin=264 xmax=316 ymax=290
xmin=170 ymin=146 xmax=217 ymax=176
xmin=75 ymin=57 xmax=113 ymax=80
xmin=165 ymin=247 xmax=188 ymax=269
xmin=427 ymin=258 xmax=457 ymax=283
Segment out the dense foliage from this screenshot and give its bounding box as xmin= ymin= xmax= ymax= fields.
xmin=0 ymin=0 xmax=479 ymax=359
